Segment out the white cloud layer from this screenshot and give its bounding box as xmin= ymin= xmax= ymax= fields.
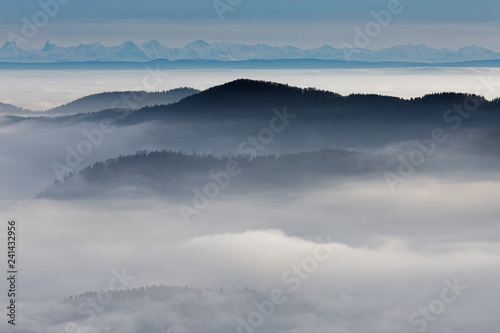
xmin=0 ymin=175 xmax=499 ymax=332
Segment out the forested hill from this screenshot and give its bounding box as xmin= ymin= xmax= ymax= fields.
xmin=38 ymin=149 xmax=374 ymax=199
xmin=124 ymin=79 xmax=500 ymax=123
xmin=0 ymin=102 xmax=35 ymax=115
xmin=43 ymin=284 xmax=292 ymax=333
xmin=46 ymin=88 xmax=199 ymax=115
xmin=3 ymin=80 xmax=500 ymax=125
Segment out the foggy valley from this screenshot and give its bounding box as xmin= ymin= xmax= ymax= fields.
xmin=0 ymin=76 xmax=499 ymax=332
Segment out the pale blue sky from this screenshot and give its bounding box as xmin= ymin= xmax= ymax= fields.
xmin=1 ymin=0 xmax=498 ymax=22
xmin=1 ymin=0 xmax=499 ymax=50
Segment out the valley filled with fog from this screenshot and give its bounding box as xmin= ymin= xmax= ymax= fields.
xmin=0 ymin=71 xmax=499 ymax=333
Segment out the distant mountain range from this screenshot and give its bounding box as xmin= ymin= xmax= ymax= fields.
xmin=1 ymin=40 xmax=500 ymax=64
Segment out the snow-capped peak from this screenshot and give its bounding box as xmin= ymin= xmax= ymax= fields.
xmin=41 ymin=40 xmax=58 ymax=52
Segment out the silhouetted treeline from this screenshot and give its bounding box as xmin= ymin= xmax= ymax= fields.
xmin=4 ymin=80 xmax=499 ymax=126
xmin=38 ymin=149 xmax=374 ymax=199
xmin=125 ymin=79 xmax=500 ymax=123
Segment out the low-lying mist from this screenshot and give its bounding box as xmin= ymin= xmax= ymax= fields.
xmin=1 ymin=79 xmax=499 ymax=332
xmin=1 ymin=175 xmax=499 ymax=332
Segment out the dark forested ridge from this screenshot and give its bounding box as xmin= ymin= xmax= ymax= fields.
xmin=38 ymin=149 xmax=374 ymax=199
xmin=124 ymin=79 xmax=500 ymax=124
xmin=3 ymin=79 xmax=499 ymax=125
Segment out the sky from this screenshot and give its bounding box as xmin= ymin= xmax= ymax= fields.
xmin=0 ymin=0 xmax=499 ymax=50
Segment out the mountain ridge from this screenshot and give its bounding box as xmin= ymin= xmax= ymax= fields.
xmin=0 ymin=88 xmax=199 ymax=115
xmin=3 ymin=79 xmax=499 ymax=120
xmin=124 ymin=79 xmax=498 ymax=123
xmin=1 ymin=40 xmax=499 ymax=64
xmin=46 ymin=88 xmax=199 ymax=115
xmin=38 ymin=149 xmax=373 ymax=200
